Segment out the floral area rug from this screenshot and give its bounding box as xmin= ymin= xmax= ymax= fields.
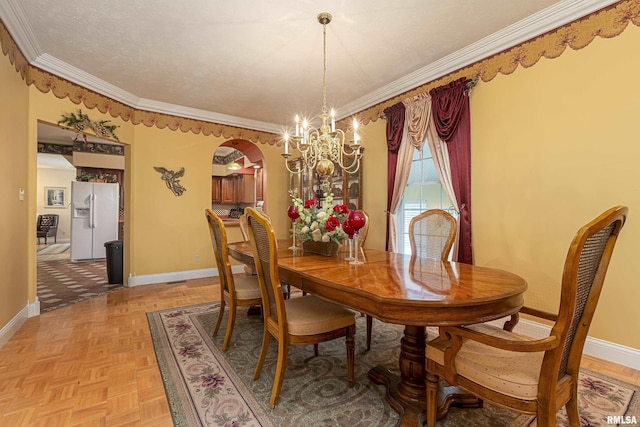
xmin=147 ymin=302 xmax=639 ymax=427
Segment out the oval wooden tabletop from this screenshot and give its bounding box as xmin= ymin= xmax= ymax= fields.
xmin=227 ymin=240 xmax=528 ymax=326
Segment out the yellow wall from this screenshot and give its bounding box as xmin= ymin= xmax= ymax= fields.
xmin=471 ymin=25 xmax=640 ymax=348
xmin=0 ymin=53 xmax=29 ymax=327
xmin=359 ymin=119 xmax=388 ymax=251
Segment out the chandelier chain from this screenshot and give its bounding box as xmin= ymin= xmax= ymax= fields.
xmin=322 ymin=21 xmax=327 ymax=114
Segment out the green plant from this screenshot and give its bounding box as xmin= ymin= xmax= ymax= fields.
xmin=58 ymin=109 xmax=120 ymax=141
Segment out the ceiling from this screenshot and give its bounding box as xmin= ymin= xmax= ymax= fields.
xmin=1 ymin=1 xmax=617 ymax=134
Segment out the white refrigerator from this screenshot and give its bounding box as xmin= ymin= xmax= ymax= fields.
xmin=70 ymin=181 xmax=120 ymax=261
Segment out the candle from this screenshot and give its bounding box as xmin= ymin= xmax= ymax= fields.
xmin=295 ymin=115 xmax=300 ymax=137
xmin=284 ymin=132 xmax=289 ymax=154
xmin=330 ymin=108 xmax=336 ymax=132
xmin=353 ymin=119 xmax=359 ymax=144
xmin=303 ymin=119 xmax=308 ymax=144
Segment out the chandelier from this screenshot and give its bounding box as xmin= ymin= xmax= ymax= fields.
xmin=282 ymin=12 xmax=363 ymax=190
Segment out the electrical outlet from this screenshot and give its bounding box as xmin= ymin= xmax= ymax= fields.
xmin=194 ymin=255 xmax=200 ymax=263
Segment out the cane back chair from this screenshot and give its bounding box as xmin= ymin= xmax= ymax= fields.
xmin=246 ymin=207 xmax=356 ymax=408
xmin=205 ymin=209 xmax=262 ymax=351
xmin=425 ymin=206 xmax=628 ymax=427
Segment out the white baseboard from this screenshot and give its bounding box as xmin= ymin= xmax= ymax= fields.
xmin=429 ymin=317 xmax=640 ymax=371
xmin=127 ymin=265 xmax=244 ymax=287
xmin=28 ymin=296 xmax=40 ymax=317
xmin=0 ymin=304 xmax=29 ymax=350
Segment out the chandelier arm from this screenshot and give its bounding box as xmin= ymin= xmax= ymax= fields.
xmin=284 ymin=158 xmax=303 ymax=175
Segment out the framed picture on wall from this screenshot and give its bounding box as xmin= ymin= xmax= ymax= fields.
xmin=45 ymin=187 xmax=66 ymax=208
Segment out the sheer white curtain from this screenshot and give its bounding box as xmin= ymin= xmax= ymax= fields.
xmin=387 ymin=120 xmax=413 ymax=253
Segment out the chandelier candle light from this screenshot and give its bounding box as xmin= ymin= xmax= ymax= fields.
xmin=282 ymin=12 xmax=363 ymax=190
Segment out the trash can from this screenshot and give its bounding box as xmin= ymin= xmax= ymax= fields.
xmin=104 ymin=240 xmax=123 ymax=284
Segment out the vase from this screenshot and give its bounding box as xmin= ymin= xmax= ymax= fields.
xmin=302 ymin=240 xmax=339 ymax=256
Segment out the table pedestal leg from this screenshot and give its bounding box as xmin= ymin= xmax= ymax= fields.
xmin=368 ymin=325 xmax=426 ymax=426
xmin=369 ymin=325 xmax=483 ymax=426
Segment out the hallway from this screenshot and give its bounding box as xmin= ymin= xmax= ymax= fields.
xmin=37 ymin=243 xmax=123 ymax=312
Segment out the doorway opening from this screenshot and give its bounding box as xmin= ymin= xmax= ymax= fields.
xmin=36 ymin=121 xmax=126 ymax=312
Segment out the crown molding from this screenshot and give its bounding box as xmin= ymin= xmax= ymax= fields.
xmin=134 ymin=98 xmax=280 ymax=134
xmin=0 ymin=0 xmax=41 ymax=61
xmin=339 ymin=0 xmax=621 ymax=118
xmin=1 ymin=0 xmax=621 ymax=129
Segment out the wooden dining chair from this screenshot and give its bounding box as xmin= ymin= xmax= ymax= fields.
xmin=409 ymin=209 xmax=457 ymax=262
xmin=245 ymin=207 xmax=356 ymax=408
xmin=205 ymin=209 xmax=262 ymax=351
xmin=425 ymin=206 xmax=628 ymax=427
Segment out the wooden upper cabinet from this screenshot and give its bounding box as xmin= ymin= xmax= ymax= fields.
xmin=235 ymin=174 xmax=255 ymax=203
xmin=221 ymin=176 xmax=235 ymax=204
xmin=255 ymin=168 xmax=264 ymax=201
xmin=211 ymin=177 xmax=222 ymax=203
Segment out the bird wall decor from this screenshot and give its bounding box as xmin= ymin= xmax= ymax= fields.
xmin=154 ymin=166 xmax=187 ymax=196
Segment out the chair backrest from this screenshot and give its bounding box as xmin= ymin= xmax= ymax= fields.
xmin=358 ymin=210 xmax=370 ymax=246
xmin=37 ymin=214 xmax=59 ymax=230
xmin=246 ymin=207 xmax=286 ymax=330
xmin=408 ymin=209 xmax=456 ymax=261
xmin=205 ymin=209 xmax=235 ymax=296
xmin=240 ymin=211 xmax=271 ymax=242
xmin=544 ymin=205 xmax=627 ymax=385
xmin=238 ymin=212 xmax=250 ymax=241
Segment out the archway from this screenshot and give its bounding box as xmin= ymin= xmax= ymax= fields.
xmin=211 ymin=139 xmax=267 ymax=218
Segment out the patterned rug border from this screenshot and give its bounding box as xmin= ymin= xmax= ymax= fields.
xmin=148 ymin=302 xmax=640 ymax=427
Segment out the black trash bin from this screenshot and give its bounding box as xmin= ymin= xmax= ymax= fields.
xmin=104 ymin=240 xmax=123 ymax=284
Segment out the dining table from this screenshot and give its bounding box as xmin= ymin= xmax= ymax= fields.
xmin=227 ymin=239 xmax=527 ymax=426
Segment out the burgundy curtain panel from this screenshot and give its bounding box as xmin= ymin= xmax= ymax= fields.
xmin=430 ymin=78 xmax=473 ymax=264
xmin=383 ymin=102 xmax=406 ymax=251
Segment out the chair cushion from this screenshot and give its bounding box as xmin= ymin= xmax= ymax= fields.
xmin=427 ymin=324 xmax=544 ymax=400
xmin=234 ymin=275 xmax=262 ymax=300
xmin=285 ymin=296 xmax=355 ymax=336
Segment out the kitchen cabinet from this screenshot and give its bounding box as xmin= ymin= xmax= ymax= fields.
xmin=255 ymin=168 xmax=264 ymax=201
xmin=213 ymin=174 xmax=255 ymax=204
xmin=221 ymin=176 xmax=235 ymax=204
xmin=235 ymin=174 xmax=255 ymax=203
xmin=211 ymin=177 xmax=222 ymax=203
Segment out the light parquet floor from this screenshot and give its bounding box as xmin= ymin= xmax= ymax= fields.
xmin=0 ymin=277 xmax=637 ymax=426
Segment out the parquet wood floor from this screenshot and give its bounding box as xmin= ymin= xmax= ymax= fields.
xmin=0 ymin=277 xmax=636 ymax=426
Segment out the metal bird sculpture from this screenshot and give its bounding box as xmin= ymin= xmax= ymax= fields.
xmin=154 ymin=166 xmax=187 ymax=196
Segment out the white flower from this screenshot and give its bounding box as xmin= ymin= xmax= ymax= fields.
xmin=310 ymin=221 xmax=318 ymax=230
xmin=321 ymin=234 xmax=330 ymax=243
xmin=300 ymin=226 xmax=309 ymax=234
xmin=312 ymin=229 xmax=322 ymax=241
xmin=316 ymin=211 xmax=326 ymax=220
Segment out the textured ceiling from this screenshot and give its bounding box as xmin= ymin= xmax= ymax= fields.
xmin=1 ymin=0 xmax=618 ymax=133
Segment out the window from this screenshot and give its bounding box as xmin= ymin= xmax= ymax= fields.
xmin=397 ymin=144 xmax=456 ymax=254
